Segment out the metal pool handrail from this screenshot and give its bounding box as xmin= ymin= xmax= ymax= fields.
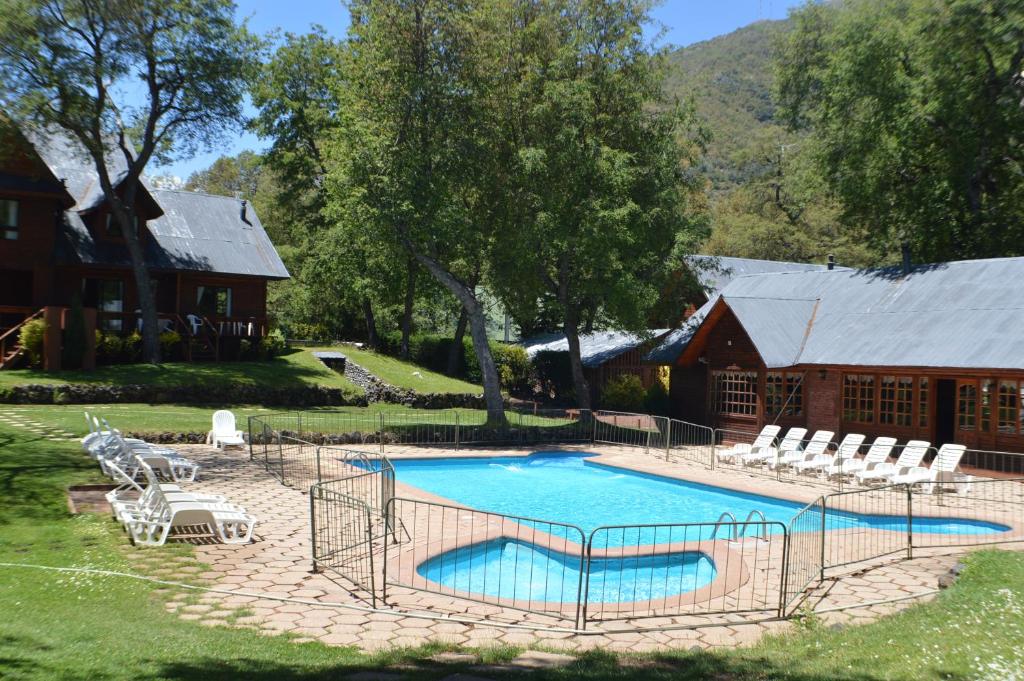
xmin=711 ymin=511 xmax=739 ymax=540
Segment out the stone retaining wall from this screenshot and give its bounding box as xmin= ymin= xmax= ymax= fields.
xmin=336 ymin=355 xmax=489 ymax=410
xmin=0 ymin=383 xmax=368 ymax=407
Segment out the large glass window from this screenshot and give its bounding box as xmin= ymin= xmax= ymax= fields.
xmin=1 ymin=199 xmax=18 ymax=240
xmin=711 ymin=370 xmax=758 ymax=416
xmin=843 ymin=374 xmax=875 ymax=423
xmin=97 ymin=280 xmax=124 ymax=331
xmin=196 ymin=286 xmax=232 ymax=317
xmin=765 ymin=372 xmax=803 ymax=418
xmin=880 ymin=375 xmax=914 ymax=426
xmin=918 ymin=377 xmax=929 ymax=427
xmin=998 ymin=380 xmax=1019 ymax=434
xmin=981 ymin=379 xmax=995 ymax=433
xmin=958 ymin=382 xmax=977 ymax=431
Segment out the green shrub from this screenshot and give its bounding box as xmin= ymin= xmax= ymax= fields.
xmin=18 ymin=318 xmax=46 ymax=368
xmin=260 ymin=329 xmax=287 ymax=358
xmin=601 ymin=374 xmax=646 ymax=412
xmin=531 ymin=350 xmax=574 ymax=400
xmin=644 ymin=378 xmax=671 ymax=416
xmin=493 ymin=344 xmax=530 ymax=394
xmin=95 ymin=331 xmax=141 ymax=365
xmin=285 ymin=322 xmax=333 ymax=343
xmin=159 ymin=330 xmax=182 ymax=361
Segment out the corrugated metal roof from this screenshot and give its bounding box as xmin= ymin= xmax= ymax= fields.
xmin=724 ymin=296 xmax=818 ymax=368
xmin=522 ymin=330 xmax=669 ymax=368
xmin=55 ymin=190 xmax=289 ymax=279
xmin=667 ymin=257 xmax=1024 ymax=371
xmin=644 ymin=255 xmax=834 ymax=363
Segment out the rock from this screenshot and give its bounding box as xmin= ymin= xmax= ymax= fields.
xmin=829 ymin=622 xmax=846 ymax=632
xmin=949 ymin=562 xmax=967 ymax=576
xmin=937 ymin=573 xmax=957 ymax=589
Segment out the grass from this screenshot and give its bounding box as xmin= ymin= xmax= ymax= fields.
xmin=2 ymin=415 xmax=1022 ymax=679
xmin=316 ymin=344 xmax=483 ymax=394
xmin=0 ymin=348 xmax=363 ymax=395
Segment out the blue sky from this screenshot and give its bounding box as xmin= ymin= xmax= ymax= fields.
xmin=160 ymin=0 xmax=805 ymax=180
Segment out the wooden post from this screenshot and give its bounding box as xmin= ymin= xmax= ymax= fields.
xmin=42 ymin=306 xmax=62 ymax=372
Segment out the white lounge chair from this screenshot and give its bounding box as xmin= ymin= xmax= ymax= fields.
xmin=740 ymin=427 xmax=807 ymax=466
xmin=105 ymin=460 xmax=228 ymax=527
xmin=855 ymin=440 xmax=931 ymax=484
xmin=828 ymin=436 xmax=895 ymax=480
xmin=121 ymin=460 xmax=255 ymax=546
xmin=772 ymin=430 xmax=834 ymax=470
xmin=794 ymin=433 xmax=866 ymax=476
xmin=715 ymin=425 xmax=781 ymax=464
xmin=208 ymin=410 xmax=245 ymax=450
xmin=97 ymin=428 xmax=200 ymax=483
xmin=890 ymin=444 xmax=970 ymax=493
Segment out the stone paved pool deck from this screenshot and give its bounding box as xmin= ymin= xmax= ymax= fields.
xmin=155 ymin=443 xmax=1022 ymax=653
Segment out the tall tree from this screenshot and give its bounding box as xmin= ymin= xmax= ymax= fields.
xmin=0 ymin=0 xmax=259 ymax=362
xmin=333 ymin=0 xmax=507 ymax=423
xmin=776 ymin=0 xmax=1024 ymax=262
xmin=489 ymin=0 xmax=708 ymax=410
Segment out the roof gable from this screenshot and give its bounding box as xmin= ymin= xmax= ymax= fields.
xmin=666 ymin=257 xmax=1024 ymax=371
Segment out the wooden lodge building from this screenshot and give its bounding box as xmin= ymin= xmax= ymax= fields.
xmin=0 ymin=124 xmax=289 ymax=368
xmin=646 ymin=257 xmax=1024 ymax=453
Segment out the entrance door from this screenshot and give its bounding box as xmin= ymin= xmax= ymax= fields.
xmin=935 ymin=379 xmax=956 ymax=446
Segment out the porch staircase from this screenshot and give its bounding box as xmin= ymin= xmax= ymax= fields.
xmin=0 ymin=309 xmax=43 ymax=370
xmin=185 ymin=315 xmax=220 ymax=362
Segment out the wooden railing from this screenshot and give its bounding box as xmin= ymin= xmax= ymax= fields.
xmin=0 ymin=307 xmax=43 ymax=369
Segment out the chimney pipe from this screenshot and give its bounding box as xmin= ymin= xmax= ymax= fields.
xmin=239 ymin=199 xmax=247 ymax=223
xmin=827 ymin=254 xmax=835 ymax=271
xmin=901 ymin=242 xmax=912 ymax=275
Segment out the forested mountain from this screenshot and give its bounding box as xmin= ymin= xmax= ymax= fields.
xmin=665 ymin=19 xmax=789 ymax=192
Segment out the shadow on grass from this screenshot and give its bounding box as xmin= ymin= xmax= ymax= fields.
xmin=132 ymin=647 xmax=948 ymax=681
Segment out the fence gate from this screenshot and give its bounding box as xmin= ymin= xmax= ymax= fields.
xmin=782 ymin=497 xmax=825 ymax=614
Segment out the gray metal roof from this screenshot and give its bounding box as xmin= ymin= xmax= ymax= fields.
xmin=671 ymin=257 xmax=1024 ymax=371
xmin=55 ymin=190 xmax=290 ymax=279
xmin=522 ymin=330 xmax=669 ymax=368
xmin=644 ymin=255 xmax=834 ymax=363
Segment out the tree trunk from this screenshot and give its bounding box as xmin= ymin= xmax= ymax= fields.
xmin=400 ymin=257 xmax=416 ymax=359
xmin=564 ymin=306 xmax=592 ymax=411
xmin=362 ymin=297 xmax=379 ymax=349
xmin=108 ymin=199 xmax=160 ymax=364
xmin=446 ymin=307 xmax=468 ymax=376
xmin=413 ymin=253 xmax=505 ymax=424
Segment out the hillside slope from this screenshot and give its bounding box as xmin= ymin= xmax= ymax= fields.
xmin=665 ymin=19 xmax=790 ymax=191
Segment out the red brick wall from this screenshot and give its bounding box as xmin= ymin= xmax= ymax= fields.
xmin=806 ymin=369 xmax=841 ymax=436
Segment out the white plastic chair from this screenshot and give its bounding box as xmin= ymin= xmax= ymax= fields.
xmin=209 ymin=410 xmax=245 ymax=449
xmin=828 ymin=436 xmax=895 ymax=480
xmin=856 ymin=440 xmax=931 ymax=484
xmin=794 ymin=433 xmax=866 ymax=476
xmin=741 ymin=427 xmax=807 ymax=466
xmin=772 ymin=430 xmax=835 ymax=470
xmin=105 ymin=460 xmax=227 ymax=526
xmin=715 ymin=425 xmax=780 ymax=464
xmin=890 ymin=444 xmax=970 ymax=493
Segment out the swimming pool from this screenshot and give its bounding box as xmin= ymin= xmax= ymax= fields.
xmin=417 ymin=538 xmax=717 ymax=603
xmin=390 ymin=451 xmax=1009 ymax=540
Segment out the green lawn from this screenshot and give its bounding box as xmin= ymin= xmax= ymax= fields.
xmin=0 ymin=348 xmax=363 ymax=395
xmin=316 ymin=345 xmax=483 ymax=394
xmin=1 ymin=416 xmax=1022 ymax=680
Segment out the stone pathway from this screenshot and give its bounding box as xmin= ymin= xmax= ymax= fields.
xmin=129 ymin=443 xmax=1002 ymax=654
xmin=0 ymin=407 xmax=78 ymax=441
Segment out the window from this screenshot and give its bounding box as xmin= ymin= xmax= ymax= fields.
xmin=981 ymin=379 xmax=995 ymax=433
xmin=765 ymin=372 xmax=803 ymax=418
xmin=879 ymin=375 xmax=913 ymax=426
xmin=1 ymin=199 xmax=18 ymax=240
xmin=918 ymin=378 xmax=929 ymax=427
xmin=843 ymin=374 xmax=875 ymax=423
xmin=105 ymin=213 xmax=139 ymax=237
xmin=998 ymin=380 xmax=1019 ymax=435
xmin=96 ymin=280 xmax=125 ymax=331
xmin=958 ymin=382 xmax=977 ymax=431
xmin=196 ymin=286 xmax=232 ymax=317
xmin=711 ymin=370 xmax=758 ymax=416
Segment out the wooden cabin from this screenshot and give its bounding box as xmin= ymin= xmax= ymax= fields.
xmin=0 ymin=124 xmax=289 ymax=368
xmin=646 ymin=257 xmax=1024 ymax=455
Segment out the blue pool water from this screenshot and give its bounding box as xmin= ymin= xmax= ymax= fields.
xmin=418 ymin=538 xmax=717 ymax=603
xmin=391 ymin=452 xmax=1009 ymax=542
